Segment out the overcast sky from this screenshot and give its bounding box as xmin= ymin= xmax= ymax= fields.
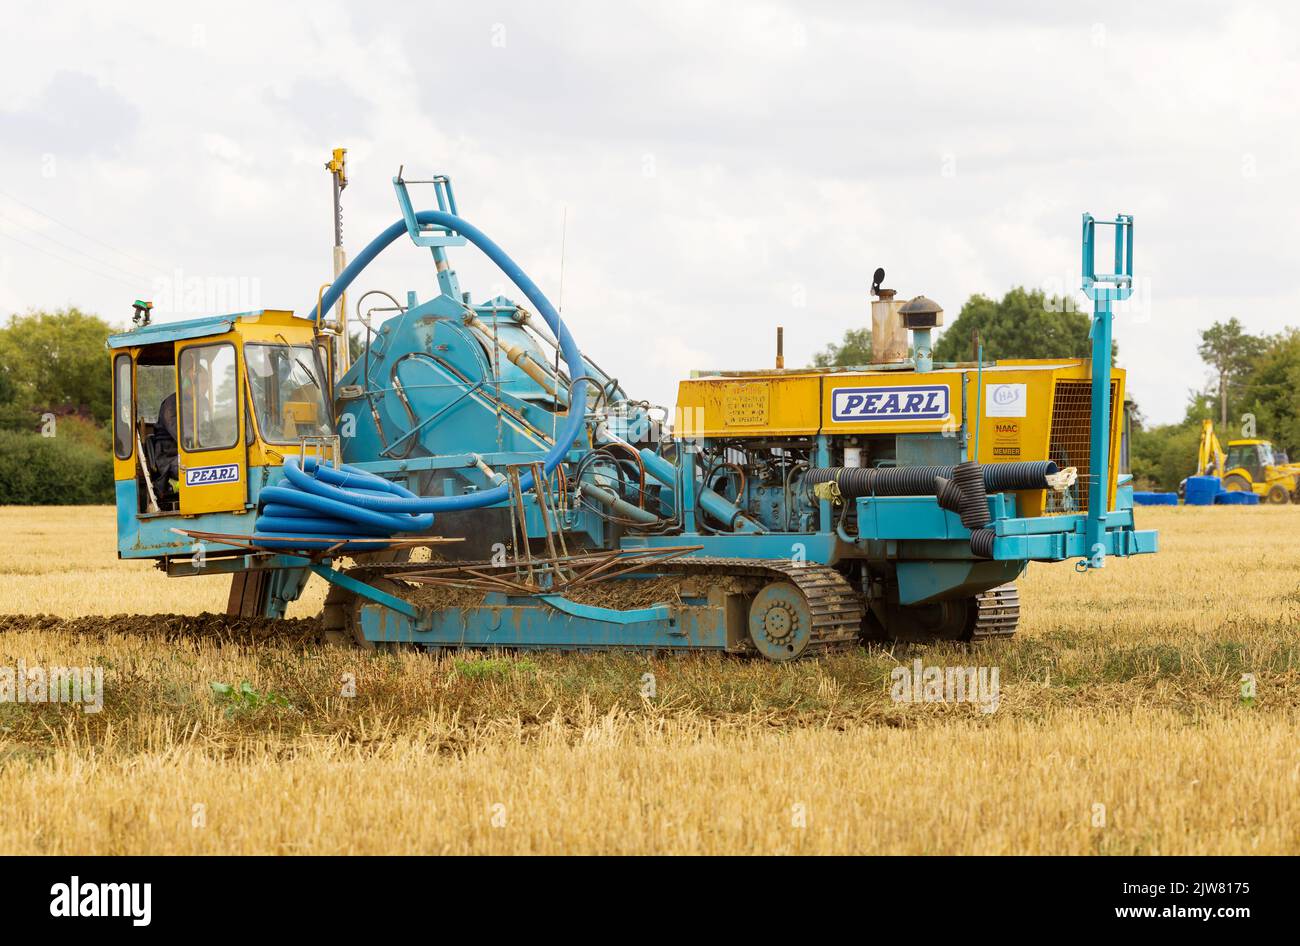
xmin=1 ymin=1 xmax=1297 ymax=424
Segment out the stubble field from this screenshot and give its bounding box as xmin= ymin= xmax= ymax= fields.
xmin=0 ymin=504 xmax=1295 ymax=854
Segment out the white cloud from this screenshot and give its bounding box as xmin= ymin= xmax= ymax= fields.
xmin=0 ymin=0 xmax=1296 ymax=425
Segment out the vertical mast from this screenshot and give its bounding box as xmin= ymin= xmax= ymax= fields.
xmin=326 ymin=147 xmax=349 ymax=378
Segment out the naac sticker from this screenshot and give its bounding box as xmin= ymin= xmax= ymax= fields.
xmin=985 ymin=383 xmax=1027 ymax=418
xmin=185 ymin=463 xmax=241 ymax=486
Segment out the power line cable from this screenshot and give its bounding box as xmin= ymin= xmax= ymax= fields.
xmin=0 ymin=212 xmax=155 ymax=283
xmin=0 ymin=225 xmax=146 ymax=291
xmin=0 ymin=187 xmax=169 ymax=273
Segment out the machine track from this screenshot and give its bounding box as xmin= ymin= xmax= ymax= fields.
xmin=969 ymin=583 xmax=1020 ymax=641
xmin=325 ymin=560 xmax=1014 ymax=649
xmin=320 ymin=566 xmax=408 ymax=647
xmin=320 ymin=556 xmax=866 ymax=657
xmin=654 ymin=557 xmax=864 ymax=655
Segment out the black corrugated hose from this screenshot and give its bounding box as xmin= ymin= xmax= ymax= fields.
xmin=952 ymin=460 xmax=990 ymax=529
xmin=804 ymin=460 xmax=1058 ymax=498
xmin=805 ymin=459 xmax=1060 ymax=558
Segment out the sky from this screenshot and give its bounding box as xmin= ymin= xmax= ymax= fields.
xmin=0 ymin=0 xmax=1297 ymax=425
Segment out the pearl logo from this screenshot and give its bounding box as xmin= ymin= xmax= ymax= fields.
xmin=832 ymin=385 xmax=949 ymax=422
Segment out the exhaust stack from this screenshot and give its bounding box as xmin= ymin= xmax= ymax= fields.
xmin=870 ymin=268 xmax=908 ymax=364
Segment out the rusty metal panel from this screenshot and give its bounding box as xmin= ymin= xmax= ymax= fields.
xmin=676 ymin=374 xmax=822 ymax=438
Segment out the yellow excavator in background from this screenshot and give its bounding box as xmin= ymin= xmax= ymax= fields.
xmin=1194 ymin=418 xmax=1300 ymax=504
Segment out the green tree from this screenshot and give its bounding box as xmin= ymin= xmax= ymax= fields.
xmin=1130 ymin=422 xmax=1204 ymax=490
xmin=812 ymin=327 xmax=872 ymax=367
xmin=0 ymin=308 xmax=114 ymax=425
xmin=1197 ymin=317 xmax=1266 ymax=426
xmin=0 ymin=429 xmax=113 ymax=503
xmin=0 ymin=362 xmax=27 ymax=431
xmin=931 ymin=287 xmax=1106 ymax=363
xmin=1238 ymin=328 xmax=1300 ymax=452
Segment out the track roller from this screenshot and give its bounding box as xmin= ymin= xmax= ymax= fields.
xmin=748 ymin=581 xmax=814 ymax=660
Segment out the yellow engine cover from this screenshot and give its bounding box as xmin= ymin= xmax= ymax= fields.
xmin=676 ymin=359 xmax=1126 ymax=516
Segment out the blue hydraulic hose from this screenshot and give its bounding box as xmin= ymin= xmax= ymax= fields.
xmin=252 ymin=210 xmax=588 ymax=549
xmin=253 ymin=456 xmax=434 ymax=550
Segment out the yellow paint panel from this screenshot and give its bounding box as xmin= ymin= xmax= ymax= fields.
xmin=232 ymin=309 xmax=313 ymax=343
xmin=971 ymin=367 xmax=1064 ymax=517
xmin=176 ymin=334 xmax=248 ymax=515
xmin=970 ymin=367 xmax=1060 ymax=463
xmin=676 ymin=375 xmax=821 ymax=438
xmin=675 ymin=358 xmax=1128 ymax=518
xmin=971 ymin=364 xmax=1127 ymax=516
xmin=111 ymin=351 xmax=135 ymax=483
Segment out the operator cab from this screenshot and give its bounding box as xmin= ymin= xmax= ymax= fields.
xmin=107 ymin=309 xmax=335 ymax=559
xmin=1226 ymin=440 xmax=1273 ymax=482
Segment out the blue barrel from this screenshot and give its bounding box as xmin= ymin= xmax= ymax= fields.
xmin=1134 ymin=491 xmax=1178 ymax=506
xmin=1215 ymin=490 xmax=1260 ymax=505
xmin=1184 ymin=475 xmax=1223 ymax=506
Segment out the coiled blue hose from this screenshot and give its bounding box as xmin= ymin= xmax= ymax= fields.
xmin=251 ymin=209 xmax=588 ymax=551
xmin=253 ymin=456 xmax=434 ymax=551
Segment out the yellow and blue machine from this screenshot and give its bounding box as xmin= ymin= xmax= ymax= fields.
xmin=108 ymin=176 xmax=1156 ymax=659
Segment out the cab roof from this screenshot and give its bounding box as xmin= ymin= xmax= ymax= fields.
xmin=106 ymin=309 xmax=308 ymax=350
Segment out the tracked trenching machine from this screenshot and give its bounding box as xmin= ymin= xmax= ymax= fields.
xmin=108 ymin=176 xmax=1156 ymax=659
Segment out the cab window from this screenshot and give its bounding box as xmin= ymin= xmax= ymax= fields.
xmin=113 ymin=354 xmax=132 ymax=459
xmin=136 ymin=362 xmax=176 ymax=425
xmin=179 ymin=343 xmax=239 ymax=450
xmin=245 ymin=343 xmax=332 ymax=444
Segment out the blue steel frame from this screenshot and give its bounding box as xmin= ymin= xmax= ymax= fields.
xmin=1080 ymin=212 xmax=1134 ymax=568
xmin=356 ymin=590 xmax=727 ymax=651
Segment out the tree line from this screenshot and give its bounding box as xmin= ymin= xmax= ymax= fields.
xmin=0 ymin=309 xmax=115 ymax=503
xmin=815 ymin=286 xmax=1102 ymax=365
xmin=1131 ymin=318 xmax=1300 ymax=490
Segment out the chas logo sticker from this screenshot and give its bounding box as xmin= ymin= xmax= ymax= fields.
xmin=831 ymin=385 xmax=949 ymax=422
xmin=985 ymin=382 xmax=1027 ymax=418
xmin=185 ymin=463 xmax=240 ymax=486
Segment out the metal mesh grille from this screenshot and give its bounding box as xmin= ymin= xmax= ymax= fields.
xmin=1044 ymin=379 xmax=1119 ymax=515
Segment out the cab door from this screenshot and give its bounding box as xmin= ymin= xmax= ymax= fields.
xmin=175 ymin=338 xmax=248 ymax=515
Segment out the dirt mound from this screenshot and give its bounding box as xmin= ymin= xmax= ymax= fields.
xmin=0 ymin=612 xmax=321 ymax=644
xmin=558 ymin=576 xmax=683 ymax=610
